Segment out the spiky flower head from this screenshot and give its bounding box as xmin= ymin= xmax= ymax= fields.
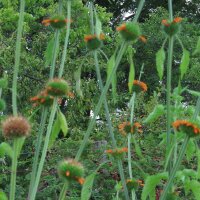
xmin=2 ymin=116 xmax=31 ymax=139
xmin=162 ymin=17 xmax=182 ymax=36
xmin=126 ymin=179 xmax=144 ymax=191
xmin=42 ymin=15 xmax=71 ymax=29
xmin=118 ymin=122 xmax=142 ymax=136
xmin=58 ymin=159 xmax=84 ymax=185
xmin=30 ymin=90 xmax=54 ymax=107
xmin=105 ymin=147 xmax=128 ymax=159
xmin=116 ymin=22 xmax=141 ymax=42
xmin=46 ymin=78 xmax=69 ymax=97
xmin=0 ymin=99 xmax=6 ymax=111
xmin=172 ymin=120 xmax=200 ymax=137
xmin=132 ymin=80 xmax=147 ymax=93
xmin=84 ymin=33 xmax=105 ymax=51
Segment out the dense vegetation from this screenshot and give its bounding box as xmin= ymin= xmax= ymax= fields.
xmin=0 ymin=0 xmax=200 ymax=199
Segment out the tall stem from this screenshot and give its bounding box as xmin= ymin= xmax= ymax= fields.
xmin=133 ymin=0 xmax=146 ymax=22
xmin=28 ymin=108 xmax=48 ymax=198
xmin=12 ymin=0 xmax=25 ymax=116
xmin=58 ymin=182 xmax=68 ymax=200
xmin=10 ymin=138 xmax=20 ymax=200
xmin=30 ymin=100 xmax=57 ymax=200
xmin=58 ymin=0 xmax=71 ymax=78
xmin=75 ymin=42 xmax=127 ymax=161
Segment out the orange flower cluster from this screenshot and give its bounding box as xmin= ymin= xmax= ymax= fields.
xmin=162 ymin=17 xmax=182 ymax=27
xmin=65 ymin=170 xmax=85 ymax=185
xmin=118 ymin=122 xmax=142 ymax=136
xmin=127 ymin=179 xmax=145 ymax=187
xmin=84 ymin=33 xmax=105 ymax=42
xmin=172 ymin=120 xmax=200 ymax=137
xmin=105 ymin=147 xmax=128 ymax=158
xmin=133 ymin=80 xmax=147 ymax=92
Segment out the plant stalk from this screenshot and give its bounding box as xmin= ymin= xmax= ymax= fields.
xmin=58 ymin=182 xmax=68 ymax=200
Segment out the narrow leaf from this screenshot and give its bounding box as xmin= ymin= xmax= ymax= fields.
xmin=45 ymin=37 xmax=54 ymax=67
xmin=197 ymin=149 xmax=200 ymax=179
xmin=16 ymin=137 xmax=25 ymax=158
xmin=74 ymin=67 xmax=83 ymax=97
xmin=144 ymin=104 xmax=165 ymax=124
xmin=187 ymin=89 xmax=200 ymax=97
xmin=49 ymin=116 xmax=61 ymax=149
xmin=128 ymin=47 xmax=135 ymax=93
xmin=180 ymin=49 xmax=190 ymax=79
xmin=95 ymin=15 xmax=102 ymax=37
xmin=156 ymin=48 xmax=165 ymax=80
xmin=58 ymin=110 xmax=68 ymax=136
xmin=81 ymin=173 xmax=96 ymax=200
xmin=0 ymin=142 xmax=13 ymax=159
xmin=193 ymin=37 xmax=200 ymax=55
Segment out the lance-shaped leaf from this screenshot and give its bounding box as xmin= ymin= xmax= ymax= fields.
xmin=49 ymin=116 xmax=60 ymax=149
xmin=95 ymin=14 xmax=102 ymax=37
xmin=58 ymin=110 xmax=68 ymax=136
xmin=193 ymin=37 xmax=200 ymax=55
xmin=180 ymin=49 xmax=190 ymax=80
xmin=0 ymin=142 xmax=13 ymax=159
xmin=74 ymin=67 xmax=83 ymax=98
xmin=187 ymin=89 xmax=200 ymax=97
xmin=184 ymin=180 xmax=200 ymax=200
xmin=144 ymin=104 xmax=165 ymax=124
xmin=128 ymin=47 xmax=135 ymax=93
xmin=45 ymin=37 xmax=54 ymax=67
xmin=107 ymin=54 xmax=117 ymax=100
xmin=156 ymin=48 xmax=165 ymax=80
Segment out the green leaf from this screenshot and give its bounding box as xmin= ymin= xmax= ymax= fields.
xmin=141 ymin=172 xmax=168 ymax=200
xmin=187 ymin=89 xmax=200 ymax=97
xmin=184 ymin=180 xmax=200 ymax=200
xmin=81 ymin=173 xmax=96 ymax=200
xmin=186 ymin=138 xmax=196 ymax=161
xmin=49 ymin=116 xmax=61 ymax=149
xmin=197 ymin=149 xmax=200 ymax=179
xmin=180 ymin=49 xmax=190 ymax=80
xmin=58 ymin=110 xmax=68 ymax=136
xmin=95 ymin=15 xmax=102 ymax=37
xmin=156 ymin=48 xmax=165 ymax=80
xmin=107 ymin=54 xmax=117 ymax=100
xmin=0 ymin=142 xmax=13 ymax=159
xmin=127 ymin=47 xmax=135 ymax=93
xmin=16 ymin=137 xmax=25 ymax=158
xmin=74 ymin=67 xmax=83 ymax=98
xmin=0 ymin=190 xmax=8 ymax=200
xmin=45 ymin=37 xmax=54 ymax=67
xmin=193 ymin=37 xmax=200 ymax=55
xmin=144 ymin=104 xmax=165 ymax=124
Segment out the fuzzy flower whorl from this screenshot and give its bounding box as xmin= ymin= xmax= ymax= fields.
xmin=2 ymin=116 xmax=31 ymax=139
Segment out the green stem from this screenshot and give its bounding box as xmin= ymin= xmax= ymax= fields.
xmin=58 ymin=0 xmax=71 ymax=78
xmin=12 ymin=0 xmax=25 ymax=116
xmin=58 ymin=182 xmax=68 ymax=200
xmin=75 ymin=42 xmax=127 ymax=161
xmin=160 ymin=136 xmax=189 ymax=200
xmin=128 ymin=134 xmax=133 ymax=179
xmin=168 ymin=0 xmax=173 ymax=21
xmin=28 ymin=108 xmax=48 ymax=199
xmin=133 ymin=0 xmax=146 ymax=22
xmin=10 ymin=138 xmax=20 ymax=200
xmin=130 ymin=93 xmax=136 ymax=125
xmin=166 ymin=36 xmax=174 ymax=173
xmin=49 ymin=30 xmax=60 ymax=78
xmin=30 ymin=100 xmax=57 ymax=200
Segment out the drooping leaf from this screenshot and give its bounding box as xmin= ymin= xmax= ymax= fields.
xmin=156 ymin=48 xmax=165 ymax=80
xmin=81 ymin=173 xmax=96 ymax=200
xmin=127 ymin=47 xmax=135 ymax=93
xmin=107 ymin=54 xmax=117 ymax=100
xmin=95 ymin=15 xmax=102 ymax=37
xmin=74 ymin=67 xmax=83 ymax=98
xmin=49 ymin=116 xmax=61 ymax=149
xmin=0 ymin=190 xmax=8 ymax=200
xmin=58 ymin=110 xmax=68 ymax=136
xmin=187 ymin=89 xmax=200 ymax=97
xmin=16 ymin=137 xmax=25 ymax=158
xmin=133 ymin=138 xmax=143 ymax=159
xmin=186 ymin=138 xmax=196 ymax=161
xmin=144 ymin=104 xmax=165 ymax=124
xmin=180 ymin=49 xmax=190 ymax=79
xmin=184 ymin=180 xmax=200 ymax=200
xmin=193 ymin=37 xmax=200 ymax=55
xmin=141 ymin=172 xmax=168 ymax=200
xmin=0 ymin=142 xmax=13 ymax=159
xmin=45 ymin=37 xmax=54 ymax=67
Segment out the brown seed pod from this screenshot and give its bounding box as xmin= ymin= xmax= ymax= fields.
xmin=2 ymin=116 xmax=31 ymax=139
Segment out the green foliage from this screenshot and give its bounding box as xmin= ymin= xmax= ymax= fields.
xmin=156 ymin=47 xmax=165 ymax=80
xmin=127 ymin=47 xmax=135 ymax=93
xmin=141 ymin=172 xmax=168 ymax=200
xmin=0 ymin=190 xmax=8 ymax=200
xmin=193 ymin=37 xmax=200 ymax=55
xmin=0 ymin=142 xmax=13 ymax=159
xmin=185 ymin=180 xmax=200 ymax=200
xmin=180 ymin=49 xmax=190 ymax=80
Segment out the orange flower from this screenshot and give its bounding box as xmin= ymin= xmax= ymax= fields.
xmin=139 ymin=35 xmax=147 ymax=43
xmin=173 ymin=17 xmax=182 ymax=23
xmin=133 ymin=80 xmax=147 ymax=92
xmin=84 ymin=34 xmax=105 ymax=42
xmin=172 ymin=120 xmax=200 ymax=137
xmin=116 ymin=23 xmax=127 ymax=31
xmin=162 ymin=19 xmax=170 ymax=27
xmin=118 ymin=121 xmax=142 ymax=136
xmin=105 ymin=147 xmax=128 ymax=159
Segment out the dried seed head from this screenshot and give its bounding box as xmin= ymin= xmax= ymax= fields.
xmin=2 ymin=116 xmax=31 ymax=139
